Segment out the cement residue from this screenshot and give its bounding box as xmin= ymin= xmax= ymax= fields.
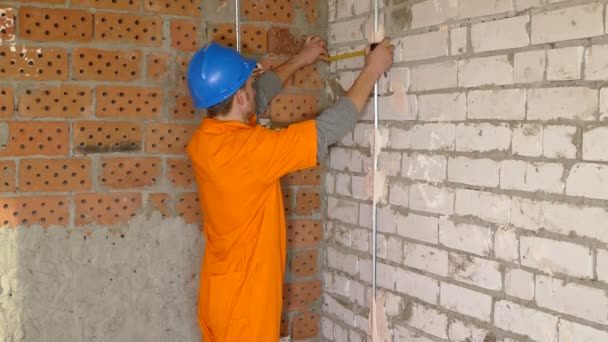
xmin=0 ymin=213 xmax=204 ymax=342
xmin=0 ymin=122 xmax=8 ymax=148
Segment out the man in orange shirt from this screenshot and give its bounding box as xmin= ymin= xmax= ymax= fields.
xmin=186 ymin=36 xmax=393 ymax=341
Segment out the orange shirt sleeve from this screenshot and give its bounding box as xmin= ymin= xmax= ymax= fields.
xmin=247 ymin=120 xmax=317 ymax=183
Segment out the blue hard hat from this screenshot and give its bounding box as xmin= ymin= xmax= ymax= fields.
xmin=187 ymin=42 xmax=257 ymax=109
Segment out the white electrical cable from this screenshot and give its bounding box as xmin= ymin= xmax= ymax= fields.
xmin=372 ymin=0 xmax=380 ymax=340
xmin=235 ymin=0 xmax=241 ymax=52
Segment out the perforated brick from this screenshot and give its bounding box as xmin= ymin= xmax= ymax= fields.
xmin=95 ymin=86 xmax=161 ymax=119
xmin=283 ymin=187 xmax=294 ymax=216
xmin=282 ymin=166 xmax=321 ymax=186
xmin=241 ymin=24 xmax=268 ymax=54
xmin=168 ymin=158 xmax=194 ymax=188
xmin=177 ymin=55 xmax=191 ymax=88
xmin=20 ymin=158 xmax=91 ymax=192
xmin=144 ymin=0 xmax=202 ymax=16
xmin=99 ymin=157 xmax=160 ymax=189
xmin=147 ymin=53 xmax=169 ymax=81
xmin=145 ymin=123 xmax=197 ymax=154
xmin=287 ymin=219 xmax=322 ymax=248
xmin=149 ymin=193 xmax=170 ymax=217
xmin=295 ymin=188 xmax=320 ymax=215
xmin=268 ymin=27 xmax=303 ymax=56
xmin=177 ymin=192 xmax=202 ymax=224
xmin=172 ymin=94 xmax=200 ymax=119
xmin=270 ymin=94 xmax=318 ymax=123
xmin=291 ymin=249 xmax=318 ymax=278
xmin=0 ymin=8 xmax=15 ymax=43
xmin=19 ymin=7 xmax=93 ymax=42
xmin=298 ymin=0 xmax=317 ymax=24
xmin=73 ymin=48 xmax=141 ymax=81
xmin=0 ymin=161 xmax=16 ymax=192
xmin=74 ymin=121 xmax=142 ymax=154
xmin=171 ymin=19 xmax=201 ymax=52
xmin=95 ymin=12 xmax=162 ymax=46
xmin=0 ymin=86 xmax=14 ymax=117
xmin=291 ymin=65 xmax=322 ymax=90
xmin=19 ymin=85 xmax=92 ymax=118
xmin=283 ymin=280 xmax=321 ymax=311
xmin=242 ymin=0 xmax=295 ymax=23
xmin=280 ymin=316 xmax=290 ymax=337
xmin=0 ymin=196 xmax=69 ymax=227
xmin=293 ymin=311 xmax=319 ymax=340
xmin=72 ymin=0 xmax=139 ymax=10
xmin=210 ymin=23 xmax=236 ymax=49
xmin=75 ymin=192 xmax=142 ymax=226
xmin=0 ymin=122 xmax=69 ymax=157
xmin=0 ymin=46 xmax=69 ymax=81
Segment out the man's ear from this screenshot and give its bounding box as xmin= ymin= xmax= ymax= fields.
xmin=234 ymin=89 xmax=246 ymax=106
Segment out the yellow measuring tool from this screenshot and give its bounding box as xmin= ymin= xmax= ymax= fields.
xmin=323 ymin=43 xmax=379 ymax=62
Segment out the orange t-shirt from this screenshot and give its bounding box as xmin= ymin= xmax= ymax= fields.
xmin=187 ymin=117 xmax=317 ymax=342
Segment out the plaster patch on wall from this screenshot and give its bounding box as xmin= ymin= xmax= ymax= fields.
xmin=0 ymin=213 xmax=204 ymax=342
xmin=364 ymin=19 xmax=385 ymax=44
xmin=369 ymin=291 xmax=391 ymax=342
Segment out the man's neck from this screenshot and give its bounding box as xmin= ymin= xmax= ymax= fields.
xmin=213 ymin=110 xmax=247 ymax=124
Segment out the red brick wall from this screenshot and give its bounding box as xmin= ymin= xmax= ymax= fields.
xmin=0 ymin=0 xmax=323 ymax=339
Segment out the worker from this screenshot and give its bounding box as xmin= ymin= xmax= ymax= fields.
xmin=186 ymin=35 xmax=394 ymax=342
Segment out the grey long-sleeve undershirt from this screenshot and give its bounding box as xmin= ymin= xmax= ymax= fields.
xmin=254 ymin=70 xmax=362 ymax=161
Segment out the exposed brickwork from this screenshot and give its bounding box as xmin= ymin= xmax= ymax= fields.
xmin=324 ymin=0 xmax=608 ymax=341
xmin=0 ymin=1 xmax=324 ymax=339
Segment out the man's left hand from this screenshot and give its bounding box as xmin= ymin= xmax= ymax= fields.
xmin=292 ymin=35 xmax=328 ymax=66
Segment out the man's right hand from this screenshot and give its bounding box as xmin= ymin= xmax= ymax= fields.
xmin=363 ymin=38 xmax=394 ymax=79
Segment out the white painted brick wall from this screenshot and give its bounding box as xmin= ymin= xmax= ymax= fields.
xmin=457 ymin=0 xmax=514 ymax=19
xmin=467 ymin=89 xmax=526 ymax=120
xmin=407 ymin=304 xmax=448 ymax=339
xmin=527 ymin=87 xmax=597 ymax=121
xmin=583 ymin=127 xmax=608 ymax=162
xmin=585 ymin=44 xmax=608 ymax=80
xmin=531 ymin=3 xmax=604 ymax=44
xmin=536 ymin=275 xmax=608 ymax=324
xmin=558 ymin=320 xmax=608 ymax=342
xmin=458 ymin=55 xmax=513 ymax=87
xmin=399 ymin=28 xmax=448 ymax=62
xmin=471 ymin=16 xmax=530 ymax=53
xmin=514 ymin=50 xmax=546 ymax=83
xmin=328 ymin=196 xmax=359 ymax=225
xmin=409 ymin=183 xmax=455 ymax=215
xmin=390 ymin=124 xmax=456 ymax=151
xmin=455 ymin=189 xmax=511 ymax=224
xmin=566 ymin=163 xmax=608 ymax=200
xmin=440 ymin=282 xmax=492 ymax=321
xmin=450 ymin=26 xmax=467 ymax=55
xmin=521 ymin=236 xmax=592 ymax=278
xmin=494 ymin=300 xmax=559 ymax=341
xmin=410 ymin=61 xmax=458 ymax=91
xmin=448 ymin=157 xmax=500 ymax=187
xmin=410 ymin=0 xmax=457 ymax=29
xmin=397 ymin=213 xmax=439 ymax=244
xmin=500 ymin=160 xmax=565 ymax=193
xmin=404 ymin=241 xmax=449 ymax=277
xmin=418 ymin=92 xmax=466 ymax=121
xmin=326 ymin=0 xmax=608 ymax=340
xmin=546 ymin=46 xmax=584 ymax=81
xmin=448 ymin=253 xmax=503 ymax=290
xmin=448 ymin=319 xmax=489 ymax=342
xmin=402 ymin=153 xmax=447 ymax=182
xmin=494 ymin=227 xmax=519 ymax=263
xmin=439 ymin=219 xmax=491 ymax=256
xmin=396 ymin=268 xmax=439 ymax=304
xmin=455 ymin=123 xmax=512 ymax=152
xmin=505 ymin=268 xmax=535 ymax=300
